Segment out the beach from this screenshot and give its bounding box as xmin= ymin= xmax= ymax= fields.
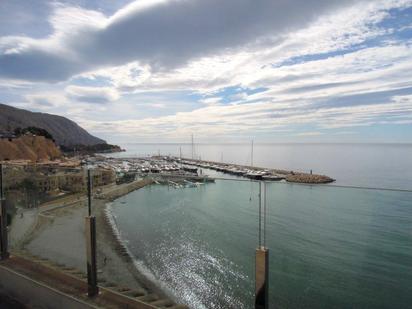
xmin=8 ymin=178 xmax=172 ymax=303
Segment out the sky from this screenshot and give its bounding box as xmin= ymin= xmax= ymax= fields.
xmin=1 ymin=0 xmax=412 ymax=144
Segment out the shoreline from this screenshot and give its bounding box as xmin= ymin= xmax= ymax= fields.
xmin=10 ymin=178 xmax=181 ymax=306
xmin=93 ymin=179 xmax=176 ymax=300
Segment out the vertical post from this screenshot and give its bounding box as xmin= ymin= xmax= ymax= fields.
xmin=258 ymin=182 xmax=262 ymax=247
xmin=85 ymin=216 xmax=98 ymax=296
xmin=87 ymin=169 xmax=92 ymax=217
xmin=0 ymin=163 xmax=3 ymax=201
xmin=85 ymin=169 xmax=98 ymax=296
xmin=255 ymin=181 xmax=269 ymax=309
xmin=191 ymin=134 xmax=194 ymax=160
xmin=0 ymin=164 xmax=9 ymax=260
xmin=264 ymin=182 xmax=267 ymax=247
xmin=251 ymin=140 xmax=254 ymax=167
xmin=255 ymin=247 xmax=269 ymax=309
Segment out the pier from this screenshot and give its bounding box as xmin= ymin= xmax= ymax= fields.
xmin=174 ymin=157 xmax=335 ymax=184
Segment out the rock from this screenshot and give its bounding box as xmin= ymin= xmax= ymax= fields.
xmin=0 ymin=135 xmax=61 ymax=162
xmin=285 ymin=173 xmax=335 ymax=184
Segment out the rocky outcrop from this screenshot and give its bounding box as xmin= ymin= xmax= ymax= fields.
xmin=0 ymin=103 xmax=105 ymax=146
xmin=0 ymin=135 xmax=61 ymax=162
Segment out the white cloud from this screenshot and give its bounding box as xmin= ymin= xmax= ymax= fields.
xmin=1 ymin=0 xmax=412 ymax=142
xmin=77 ymin=93 xmax=412 ymax=139
xmin=70 ymin=0 xmax=412 ymax=105
xmin=65 ymin=85 xmax=120 ymax=103
xmin=297 ymin=132 xmax=323 ymax=136
xmin=23 ymin=92 xmax=68 ymax=110
xmin=0 ymin=0 xmax=361 ymax=82
xmin=199 ymin=97 xmax=222 ymax=106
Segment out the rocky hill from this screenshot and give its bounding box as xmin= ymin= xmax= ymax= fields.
xmin=0 ymin=135 xmax=61 ymax=162
xmin=0 ymin=103 xmax=105 ymax=146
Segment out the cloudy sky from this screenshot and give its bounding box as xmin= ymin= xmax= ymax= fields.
xmin=1 ymin=0 xmax=412 ymax=143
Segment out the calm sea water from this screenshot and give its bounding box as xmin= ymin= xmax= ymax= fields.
xmin=110 ymin=143 xmax=412 ymax=189
xmin=108 ymin=143 xmax=412 ymax=308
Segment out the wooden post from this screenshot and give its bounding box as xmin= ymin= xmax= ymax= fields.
xmin=85 ymin=216 xmax=98 ymax=296
xmin=255 ymin=247 xmax=269 ymax=309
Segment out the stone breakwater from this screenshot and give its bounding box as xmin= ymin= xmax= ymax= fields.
xmin=285 ymin=173 xmax=334 ymax=184
xmin=97 ymin=178 xmax=154 ymax=200
xmin=181 ymin=158 xmax=335 ymax=184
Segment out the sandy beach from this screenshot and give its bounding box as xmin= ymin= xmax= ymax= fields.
xmin=8 ymin=178 xmax=170 ymax=301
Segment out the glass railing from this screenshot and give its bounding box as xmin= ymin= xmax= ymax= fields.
xmin=1 ymin=163 xmax=411 ymax=309
xmin=264 ymin=182 xmax=412 ymax=309
xmin=3 ymin=164 xmax=90 ymax=277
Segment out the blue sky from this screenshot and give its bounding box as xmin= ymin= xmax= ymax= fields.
xmin=0 ymin=0 xmax=412 ymax=143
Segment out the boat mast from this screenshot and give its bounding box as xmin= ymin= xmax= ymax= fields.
xmin=191 ymin=134 xmax=194 ymax=160
xmin=251 ymin=139 xmax=254 ymax=167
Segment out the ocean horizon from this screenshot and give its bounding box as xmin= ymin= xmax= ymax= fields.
xmin=109 ymin=142 xmax=412 ymax=190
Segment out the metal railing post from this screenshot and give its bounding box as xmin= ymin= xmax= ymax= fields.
xmin=85 ymin=169 xmax=98 ymax=296
xmin=255 ymin=247 xmax=269 ymax=309
xmin=0 ymin=163 xmax=9 ymax=260
xmin=85 ymin=216 xmax=98 ymax=296
xmin=255 ymin=181 xmax=269 ymax=309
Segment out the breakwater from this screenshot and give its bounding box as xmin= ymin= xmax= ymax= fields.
xmin=96 ymin=178 xmax=154 ymax=200
xmin=179 ymin=158 xmax=335 ymax=184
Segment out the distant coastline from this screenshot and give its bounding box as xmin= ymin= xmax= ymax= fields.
xmin=60 ymin=143 xmax=124 ymax=155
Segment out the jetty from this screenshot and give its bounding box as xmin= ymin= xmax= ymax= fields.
xmin=173 ymin=158 xmax=335 ymax=184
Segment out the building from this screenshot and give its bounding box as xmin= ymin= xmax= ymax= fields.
xmin=0 ymin=132 xmax=16 ymax=140
xmin=2 ymin=165 xmax=116 ymax=194
xmin=35 ymin=174 xmax=59 ymax=192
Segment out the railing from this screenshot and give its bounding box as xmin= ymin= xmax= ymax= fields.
xmin=1 ymin=163 xmax=411 ymax=309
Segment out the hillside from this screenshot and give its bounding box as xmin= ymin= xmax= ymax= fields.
xmin=0 ymin=135 xmax=61 ymax=161
xmin=0 ymin=103 xmax=105 ymax=146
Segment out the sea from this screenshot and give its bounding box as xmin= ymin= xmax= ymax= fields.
xmin=106 ymin=143 xmax=412 ymax=308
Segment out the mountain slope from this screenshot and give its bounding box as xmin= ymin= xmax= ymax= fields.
xmin=0 ymin=103 xmax=105 ymax=146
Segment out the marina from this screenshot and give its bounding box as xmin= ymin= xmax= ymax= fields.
xmin=93 ymin=155 xmax=335 ymax=184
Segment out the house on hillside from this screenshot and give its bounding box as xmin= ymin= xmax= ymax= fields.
xmin=0 ymin=131 xmax=16 ymax=140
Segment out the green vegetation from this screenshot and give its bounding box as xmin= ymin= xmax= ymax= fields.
xmin=116 ymin=172 xmax=135 ymax=184
xmin=14 ymin=126 xmax=54 ymax=141
xmin=60 ymin=143 xmax=122 ymax=154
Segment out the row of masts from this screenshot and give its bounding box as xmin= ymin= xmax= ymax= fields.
xmin=178 ymin=135 xmax=255 ymax=165
xmin=156 ymin=134 xmax=255 ymax=167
